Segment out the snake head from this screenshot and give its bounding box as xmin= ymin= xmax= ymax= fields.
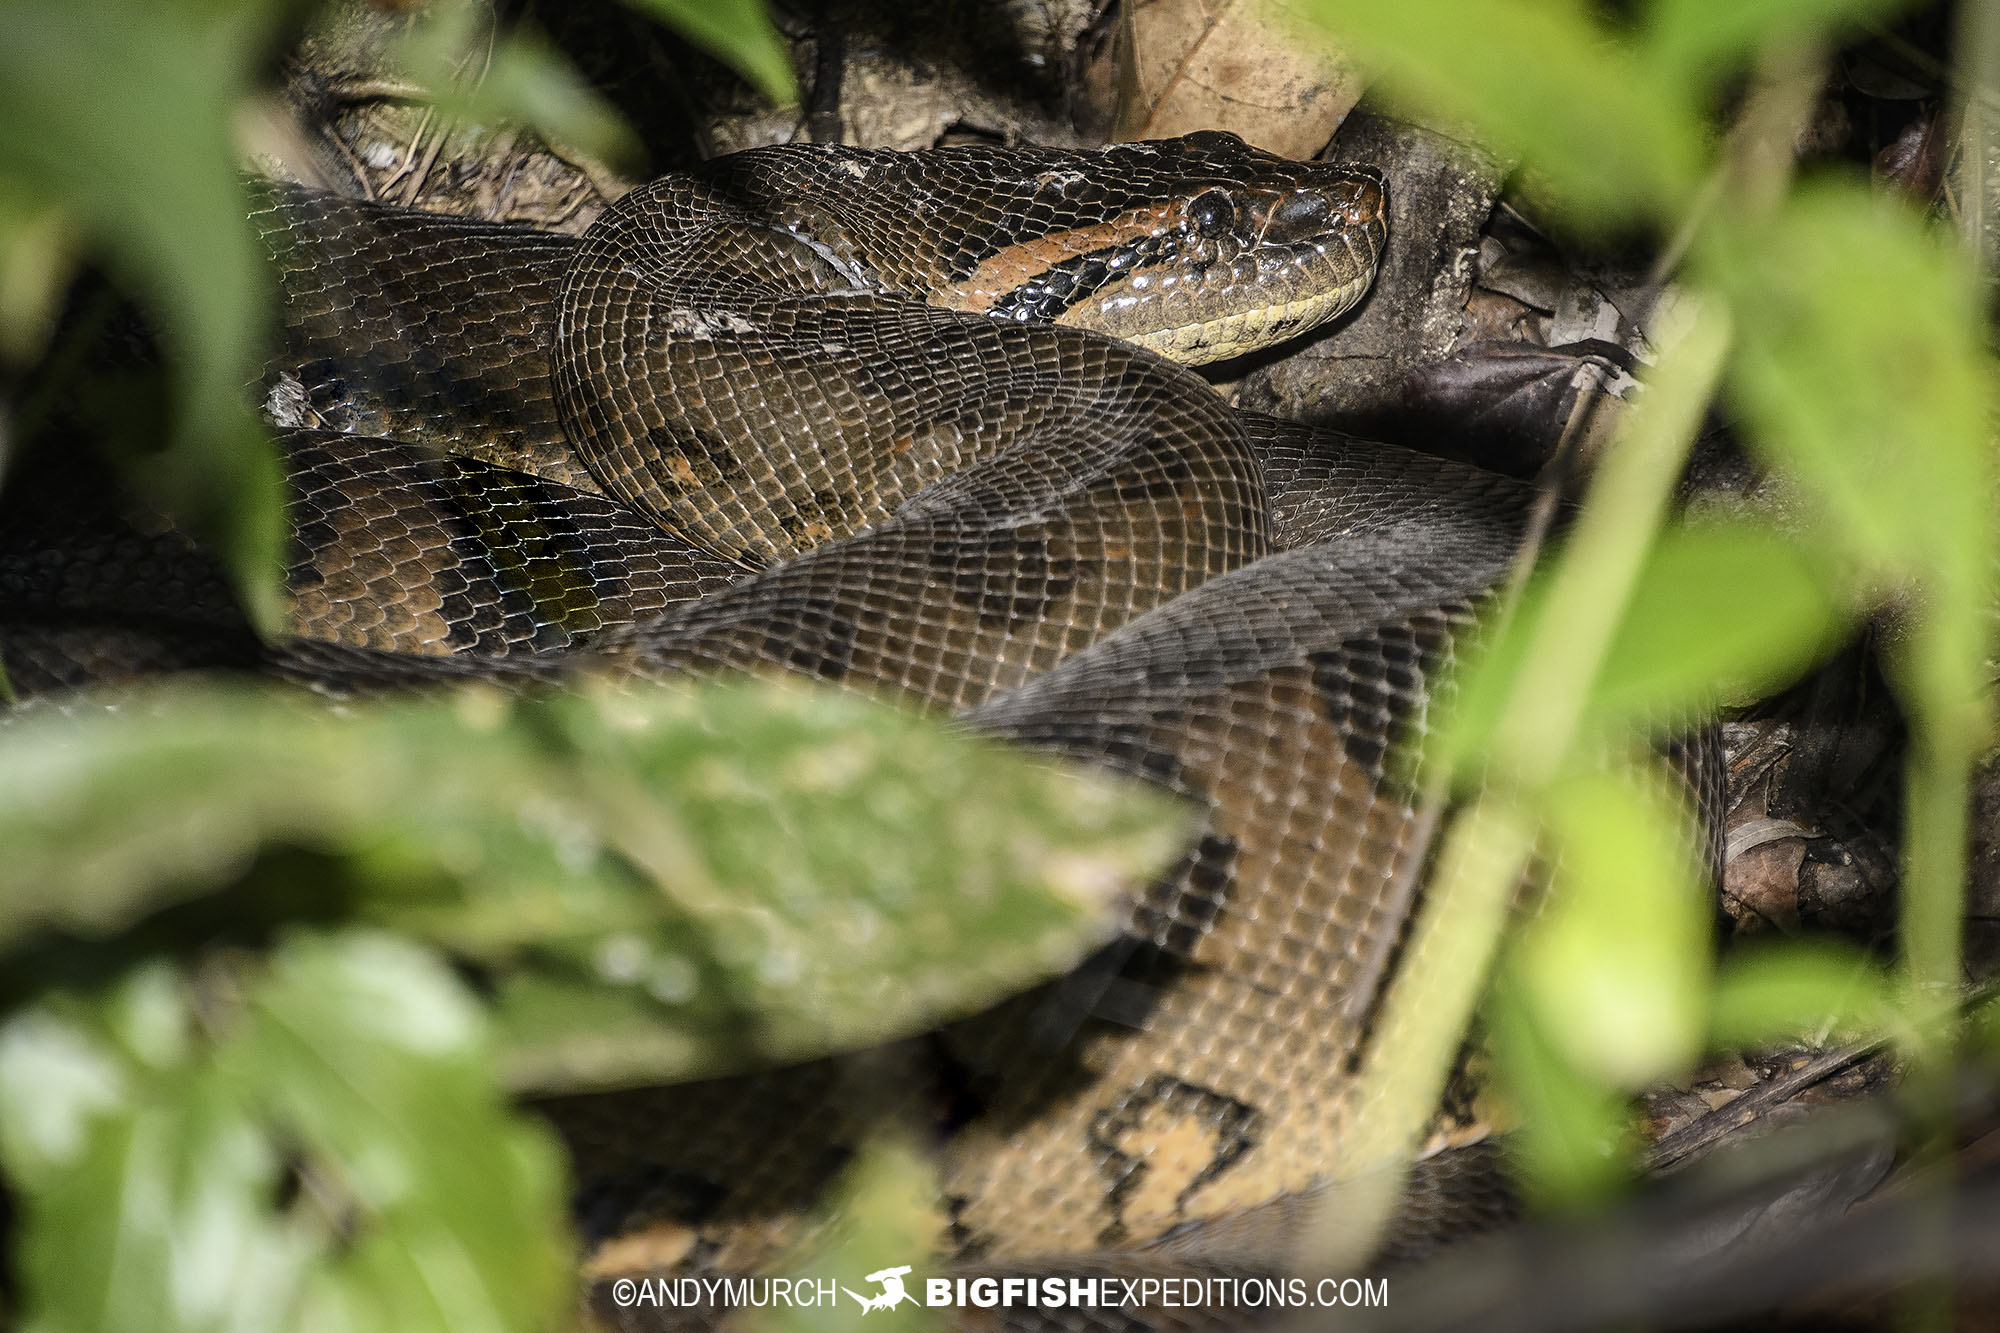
xmin=1060 ymin=133 xmax=1388 ymax=365
xmin=936 ymin=131 xmax=1388 ymax=367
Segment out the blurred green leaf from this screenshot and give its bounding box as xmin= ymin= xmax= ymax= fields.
xmin=1485 ymin=973 xmax=1634 ymax=1207
xmin=1594 ymin=518 xmax=1849 ymax=715
xmin=1446 ymin=516 xmax=1848 ymax=768
xmin=477 ymin=31 xmax=638 ymax=166
xmin=0 ymin=0 xmax=284 ymax=634
xmin=0 ymin=1007 xmax=132 ymax=1195
xmin=1706 ymin=185 xmax=1993 ymax=1031
xmin=394 ymin=0 xmax=639 ymax=172
xmin=0 ymin=188 xmax=74 ymax=364
xmin=1302 ymin=0 xmax=1706 ymax=221
xmin=1707 ymin=940 xmax=1898 ymax=1049
xmin=1643 ymin=0 xmax=1913 ymax=91
xmin=531 ymin=683 xmax=1186 ymax=1084
xmin=0 ymin=678 xmax=1188 ymax=1089
xmin=1514 ymin=766 xmax=1711 ymax=1088
xmin=228 ymin=932 xmax=571 ymax=1333
xmin=1705 ymin=183 xmax=1995 ymax=690
xmin=0 ymin=937 xmax=567 ymax=1333
xmin=622 ymin=0 xmax=799 ymax=106
xmin=757 ymin=1135 xmax=942 ymax=1333
xmin=16 ymin=1068 xmax=309 ymax=1333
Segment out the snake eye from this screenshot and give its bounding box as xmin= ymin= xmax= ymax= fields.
xmin=1187 ymin=190 xmax=1234 ymax=238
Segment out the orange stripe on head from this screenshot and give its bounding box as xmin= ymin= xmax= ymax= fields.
xmin=929 ymin=203 xmax=1177 ymax=315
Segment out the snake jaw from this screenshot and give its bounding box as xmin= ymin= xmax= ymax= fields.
xmin=1097 ymin=267 xmax=1383 ymax=366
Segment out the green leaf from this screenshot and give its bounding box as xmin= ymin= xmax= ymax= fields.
xmin=228 ymin=932 xmax=571 ymax=1333
xmin=22 ymin=1079 xmax=307 ymax=1333
xmin=1513 ymin=765 xmax=1711 ymax=1088
xmin=440 ymin=673 xmax=1195 ymax=1088
xmin=0 ymin=1009 xmax=130 ymax=1193
xmin=1300 ymin=0 xmax=1706 ymax=221
xmin=0 ymin=939 xmax=572 ymax=1333
xmin=0 ymin=0 xmax=284 ymax=634
xmin=0 ymin=973 xmax=311 ymax=1333
xmin=1485 ymin=972 xmax=1634 ymax=1207
xmin=0 ymin=681 xmax=433 ymax=944
xmin=1702 ymin=181 xmax=1991 ymax=1104
xmin=1703 ymin=182 xmax=1996 ymax=731
xmin=621 ymin=0 xmax=799 ymax=106
xmin=1643 ymin=0 xmax=1916 ymax=91
xmin=754 ymin=1136 xmax=943 ymax=1333
xmin=1707 ymin=940 xmax=1898 ymax=1049
xmin=0 ymin=186 xmax=74 ymax=364
xmin=544 ymin=683 xmax=1188 ymax=1083
xmin=1594 ymin=518 xmax=1849 ymax=715
xmin=393 ymin=1 xmax=639 ymax=172
xmin=1446 ymin=516 xmax=1848 ymax=768
xmin=487 ymin=965 xmax=727 ymax=1092
xmin=0 ymin=678 xmax=1188 ymax=1089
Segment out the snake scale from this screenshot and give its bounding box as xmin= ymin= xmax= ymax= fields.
xmin=0 ymin=131 xmax=1718 ymax=1322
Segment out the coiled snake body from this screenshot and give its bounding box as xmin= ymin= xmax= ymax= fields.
xmin=5 ymin=132 xmax=1581 ymax=1304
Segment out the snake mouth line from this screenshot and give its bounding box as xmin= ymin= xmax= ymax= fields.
xmin=1114 ymin=272 xmax=1380 ymax=365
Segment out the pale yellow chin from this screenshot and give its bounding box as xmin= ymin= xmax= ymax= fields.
xmin=1057 ymin=273 xmax=1374 ymax=366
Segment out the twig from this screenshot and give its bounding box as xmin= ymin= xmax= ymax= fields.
xmin=378 ymin=104 xmax=434 ymax=196
xmin=319 ymin=125 xmax=378 ymax=200
xmin=399 ymin=123 xmax=447 ymax=207
xmin=803 ymin=21 xmax=846 ymax=145
xmin=1647 ymin=1043 xmax=1886 ymax=1172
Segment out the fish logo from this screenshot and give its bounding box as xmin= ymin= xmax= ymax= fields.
xmin=843 ymin=1264 xmax=917 ymax=1313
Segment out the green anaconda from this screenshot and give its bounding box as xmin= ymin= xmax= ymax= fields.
xmin=0 ymin=131 xmax=1718 ymax=1325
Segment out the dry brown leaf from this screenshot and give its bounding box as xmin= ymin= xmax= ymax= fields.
xmin=1106 ymin=0 xmax=1363 ymax=158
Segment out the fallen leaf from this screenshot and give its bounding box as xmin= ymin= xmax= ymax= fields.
xmin=1105 ymin=0 xmax=1363 ymax=158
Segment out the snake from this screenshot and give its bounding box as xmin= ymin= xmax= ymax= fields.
xmin=0 ymin=130 xmax=1711 ymax=1319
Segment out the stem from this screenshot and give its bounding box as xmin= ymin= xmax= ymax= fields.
xmin=1902 ymin=718 xmax=1973 ymax=1061
xmin=1305 ymin=795 xmax=1537 ymax=1271
xmin=1896 ymin=709 xmax=1970 ymax=1333
xmin=1955 ymin=0 xmax=2000 ymax=272
xmin=1489 ymin=307 xmax=1733 ymax=783
xmin=1300 ymin=309 xmax=1732 ymax=1276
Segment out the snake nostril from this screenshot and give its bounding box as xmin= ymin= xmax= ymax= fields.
xmin=1335 ymin=177 xmax=1385 ymax=227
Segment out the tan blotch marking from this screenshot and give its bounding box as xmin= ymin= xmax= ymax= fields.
xmin=945 ymin=669 xmax=1428 ymax=1259
xmin=582 ymin=1223 xmax=699 ymax=1279
xmin=1103 ymin=1105 xmax=1235 ymax=1236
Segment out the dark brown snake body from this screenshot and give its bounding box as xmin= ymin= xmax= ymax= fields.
xmin=1 ymin=133 xmax=1709 ymax=1313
